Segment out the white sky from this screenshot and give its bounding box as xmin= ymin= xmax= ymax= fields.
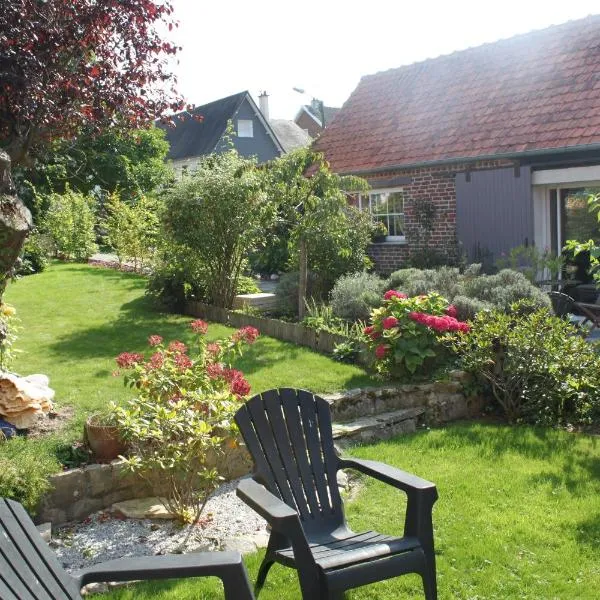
xmin=169 ymin=0 xmax=599 ymax=120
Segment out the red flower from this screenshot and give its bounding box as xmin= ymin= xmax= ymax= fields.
xmin=168 ymin=340 xmax=187 ymax=354
xmin=375 ymin=344 xmax=389 ymax=359
xmin=190 ymin=319 xmax=208 ymax=334
xmin=173 ymin=353 xmax=193 ymax=370
xmin=370 ymin=331 xmax=382 ymax=340
xmin=115 ymin=352 xmax=144 ymax=368
xmin=445 ymin=305 xmax=458 ymax=319
xmin=382 ymin=316 xmax=399 ymax=329
xmin=206 ymin=342 xmax=221 ymax=356
xmin=384 ymin=290 xmax=407 ymax=300
xmin=206 ymin=363 xmax=224 ymax=379
xmin=148 ymin=334 xmax=163 ymax=347
xmin=233 ymin=326 xmax=259 ymax=344
xmin=230 ymin=376 xmax=251 ymax=397
xmin=148 ymin=351 xmax=164 ymax=369
xmin=364 ymin=325 xmax=375 ymax=335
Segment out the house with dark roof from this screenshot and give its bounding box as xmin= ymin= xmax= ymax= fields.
xmin=295 ymin=101 xmax=340 ymax=138
xmin=162 ymin=91 xmax=284 ymax=171
xmin=313 ymin=15 xmax=600 ymax=274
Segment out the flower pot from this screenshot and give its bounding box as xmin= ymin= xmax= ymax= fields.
xmin=371 ymin=235 xmax=387 ymax=244
xmin=84 ymin=417 xmax=127 ymax=463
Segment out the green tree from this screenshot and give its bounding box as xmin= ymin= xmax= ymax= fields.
xmin=161 ymin=150 xmax=274 ymax=308
xmin=264 ymin=149 xmax=370 ymax=317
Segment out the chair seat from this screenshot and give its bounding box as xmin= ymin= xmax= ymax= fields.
xmin=275 ymin=530 xmax=421 ymax=571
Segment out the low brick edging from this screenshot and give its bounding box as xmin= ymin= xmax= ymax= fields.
xmin=36 ymin=442 xmax=253 ymax=526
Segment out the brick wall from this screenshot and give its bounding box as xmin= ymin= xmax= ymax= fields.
xmin=365 ymin=159 xmax=513 ymax=273
xmin=295 ymin=111 xmax=322 ymax=139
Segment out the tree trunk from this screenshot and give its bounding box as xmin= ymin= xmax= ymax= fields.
xmin=0 ymin=151 xmax=33 ymax=299
xmin=298 ymin=237 xmax=307 ymax=320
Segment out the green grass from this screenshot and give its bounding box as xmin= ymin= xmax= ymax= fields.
xmin=104 ymin=423 xmax=600 ymax=599
xmin=3 ymin=262 xmax=375 ymax=472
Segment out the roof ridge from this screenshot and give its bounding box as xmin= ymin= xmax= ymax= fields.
xmin=362 ymin=13 xmax=600 ymax=81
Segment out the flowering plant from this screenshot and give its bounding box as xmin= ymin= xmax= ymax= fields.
xmin=0 ymin=303 xmax=19 ymax=371
xmin=365 ymin=291 xmax=470 ymax=376
xmin=111 ymin=321 xmax=258 ymax=526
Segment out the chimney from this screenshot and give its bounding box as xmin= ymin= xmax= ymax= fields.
xmin=258 ymin=91 xmax=269 ymax=121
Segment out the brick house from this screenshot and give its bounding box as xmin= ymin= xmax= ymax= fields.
xmin=313 ymin=15 xmax=600 ymax=274
xmin=295 ymin=101 xmax=340 ymax=139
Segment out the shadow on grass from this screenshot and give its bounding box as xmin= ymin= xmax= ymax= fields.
xmin=574 ymin=513 xmax=600 ymax=549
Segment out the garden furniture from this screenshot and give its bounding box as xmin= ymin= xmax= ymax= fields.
xmin=0 ymin=497 xmax=253 ymax=599
xmin=548 ymin=291 xmax=600 ymax=336
xmin=234 ymin=388 xmax=438 ymax=599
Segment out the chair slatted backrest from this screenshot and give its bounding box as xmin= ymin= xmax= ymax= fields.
xmin=0 ymin=498 xmax=81 ymax=600
xmin=548 ymin=291 xmax=574 ymax=318
xmin=235 ymin=389 xmax=344 ymax=533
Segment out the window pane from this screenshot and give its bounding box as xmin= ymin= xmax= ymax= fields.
xmin=389 ymin=191 xmax=404 ymax=213
xmin=390 ymin=214 xmax=405 ymax=237
xmin=238 ymin=119 xmax=254 ymax=137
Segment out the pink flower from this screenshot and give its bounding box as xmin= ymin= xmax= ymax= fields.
xmin=230 ymin=376 xmax=251 ymax=397
xmin=445 ymin=305 xmax=458 ymax=319
xmin=168 ymin=340 xmax=187 ymax=354
xmin=206 ymin=363 xmax=224 ymax=379
xmin=375 ymin=344 xmax=389 ymax=359
xmin=384 ymin=290 xmax=408 ymax=300
xmin=190 ymin=319 xmax=208 ymax=334
xmin=232 ymin=326 xmax=259 ymax=344
xmin=206 ymin=342 xmax=221 ymax=357
xmin=173 ymin=353 xmax=193 ymax=370
xmin=115 ymin=352 xmax=144 ymax=368
xmin=148 ymin=351 xmax=164 ymax=370
xmin=382 ymin=316 xmax=399 ymax=329
xmin=364 ymin=325 xmax=375 ymax=335
xmin=148 ymin=334 xmax=163 ymax=347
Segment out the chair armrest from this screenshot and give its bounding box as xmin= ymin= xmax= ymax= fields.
xmin=74 ymin=552 xmax=253 ymax=599
xmin=339 ymin=457 xmax=437 ymax=498
xmin=236 ymin=477 xmax=299 ymax=529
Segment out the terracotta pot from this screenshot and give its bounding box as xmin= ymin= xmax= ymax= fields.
xmin=84 ymin=417 xmax=127 ymax=463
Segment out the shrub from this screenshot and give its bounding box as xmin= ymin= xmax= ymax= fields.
xmin=495 ymin=244 xmax=563 ymax=283
xmin=0 ymin=302 xmax=19 ymax=370
xmin=0 ymin=437 xmax=57 ymax=513
xmin=275 ymin=271 xmax=317 ymax=317
xmin=43 ymin=187 xmax=97 ymax=260
xmin=236 ymin=275 xmax=261 ymax=295
xmin=364 ymin=290 xmax=469 ymax=376
xmin=452 ymin=302 xmax=600 ymax=425
xmin=16 ymin=231 xmax=50 ymax=275
xmin=330 ymin=272 xmax=385 ymax=321
xmin=112 ymin=321 xmax=258 ymax=526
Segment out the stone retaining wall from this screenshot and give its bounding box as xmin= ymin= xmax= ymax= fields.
xmin=37 ymin=442 xmax=252 ymax=526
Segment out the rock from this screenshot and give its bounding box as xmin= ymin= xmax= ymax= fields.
xmin=221 ymin=532 xmax=269 ymax=554
xmin=36 ymin=522 xmax=52 ymax=543
xmin=111 ymin=497 xmax=177 ymax=520
xmin=0 ymin=372 xmax=54 ymax=429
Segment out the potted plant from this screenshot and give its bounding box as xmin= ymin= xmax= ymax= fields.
xmin=371 ymin=220 xmax=388 ymax=243
xmin=84 ymin=411 xmax=127 ymax=463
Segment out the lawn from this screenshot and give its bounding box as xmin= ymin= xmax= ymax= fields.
xmin=104 ymin=424 xmax=600 ymax=599
xmin=4 ymin=262 xmax=375 ymax=473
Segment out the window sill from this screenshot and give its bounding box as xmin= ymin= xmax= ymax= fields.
xmin=369 ymin=240 xmax=408 ymax=246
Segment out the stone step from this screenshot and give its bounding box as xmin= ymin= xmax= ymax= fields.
xmin=332 ymin=407 xmax=425 ymax=448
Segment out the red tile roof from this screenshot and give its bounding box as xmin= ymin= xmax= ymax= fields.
xmin=314 ymin=15 xmax=600 ymax=174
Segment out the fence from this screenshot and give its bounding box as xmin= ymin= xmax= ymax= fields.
xmin=185 ymin=301 xmax=372 ymax=367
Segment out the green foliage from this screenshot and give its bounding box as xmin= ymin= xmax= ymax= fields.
xmin=330 ymin=271 xmax=385 ymax=321
xmin=274 ymin=271 xmax=316 ymax=317
xmin=161 ymin=150 xmax=274 ymax=308
xmin=370 ymin=219 xmax=388 ymax=241
xmin=452 ymin=303 xmax=600 ymax=425
xmin=495 ymin=244 xmax=564 ymax=283
xmin=385 ymin=266 xmax=550 ymax=320
xmin=0 ymin=437 xmax=57 ymax=514
xmin=104 ymin=193 xmax=159 ymax=272
xmin=112 ymin=322 xmax=257 ymax=524
xmin=0 ymin=302 xmax=19 ymax=370
xmin=43 ymin=187 xmax=97 ymax=260
xmin=236 ymin=275 xmax=261 ymax=295
xmin=365 ymin=291 xmax=468 ymax=377
xmin=16 ymin=231 xmax=50 ymax=275
xmin=332 ymin=340 xmax=359 ymax=363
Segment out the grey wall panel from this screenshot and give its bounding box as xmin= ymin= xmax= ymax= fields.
xmin=456 ymin=166 xmax=532 ymax=263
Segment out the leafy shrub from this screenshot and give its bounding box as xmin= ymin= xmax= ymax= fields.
xmin=236 ymin=275 xmax=261 ymax=295
xmin=384 ymin=266 xmax=549 ymax=320
xmin=330 ymin=272 xmax=385 ymax=321
xmin=112 ymin=321 xmax=258 ymax=525
xmin=275 ymin=271 xmax=317 ymax=317
xmin=16 ymin=231 xmax=50 ymax=275
xmin=495 ymin=244 xmax=563 ymax=283
xmin=452 ymin=302 xmax=600 ymax=425
xmin=43 ymin=187 xmax=97 ymax=260
xmin=0 ymin=303 xmax=19 ymax=370
xmin=0 ymin=437 xmax=57 ymax=513
xmin=365 ymin=290 xmax=469 ymax=376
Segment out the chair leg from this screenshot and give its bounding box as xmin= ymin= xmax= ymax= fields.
xmin=254 ymin=556 xmax=274 ymax=597
xmin=421 ymin=563 xmax=437 ymax=600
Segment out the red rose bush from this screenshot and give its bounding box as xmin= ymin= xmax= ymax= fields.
xmin=111 ymin=321 xmax=258 ymax=525
xmin=365 ymin=291 xmax=470 ymax=376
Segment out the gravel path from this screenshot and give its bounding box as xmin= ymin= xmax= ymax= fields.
xmin=53 ymin=477 xmax=268 ymax=573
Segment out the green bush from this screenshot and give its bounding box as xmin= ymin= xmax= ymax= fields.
xmin=385 ymin=266 xmax=549 ymax=321
xmin=452 ymin=303 xmax=600 ymax=425
xmin=0 ymin=437 xmax=58 ymax=513
xmin=16 ymin=231 xmax=50 ymax=275
xmin=330 ymin=272 xmax=385 ymax=321
xmin=275 ymin=271 xmax=316 ymax=317
xmin=236 ymin=275 xmax=261 ymax=295
xmin=43 ymin=187 xmax=97 ymax=260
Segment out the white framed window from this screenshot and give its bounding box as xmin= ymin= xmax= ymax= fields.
xmin=237 ymin=119 xmax=254 ymax=138
xmin=359 ymin=188 xmax=406 ymax=241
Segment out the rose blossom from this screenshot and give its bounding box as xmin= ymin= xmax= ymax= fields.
xmin=382 ymin=316 xmax=399 ymax=329
xmin=375 ymin=344 xmax=389 ymax=359
xmin=190 ymin=319 xmax=208 ymax=334
xmin=148 ymin=334 xmax=163 ymax=347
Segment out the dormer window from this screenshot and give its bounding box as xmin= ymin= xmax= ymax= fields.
xmin=238 ymin=119 xmax=254 ymax=138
